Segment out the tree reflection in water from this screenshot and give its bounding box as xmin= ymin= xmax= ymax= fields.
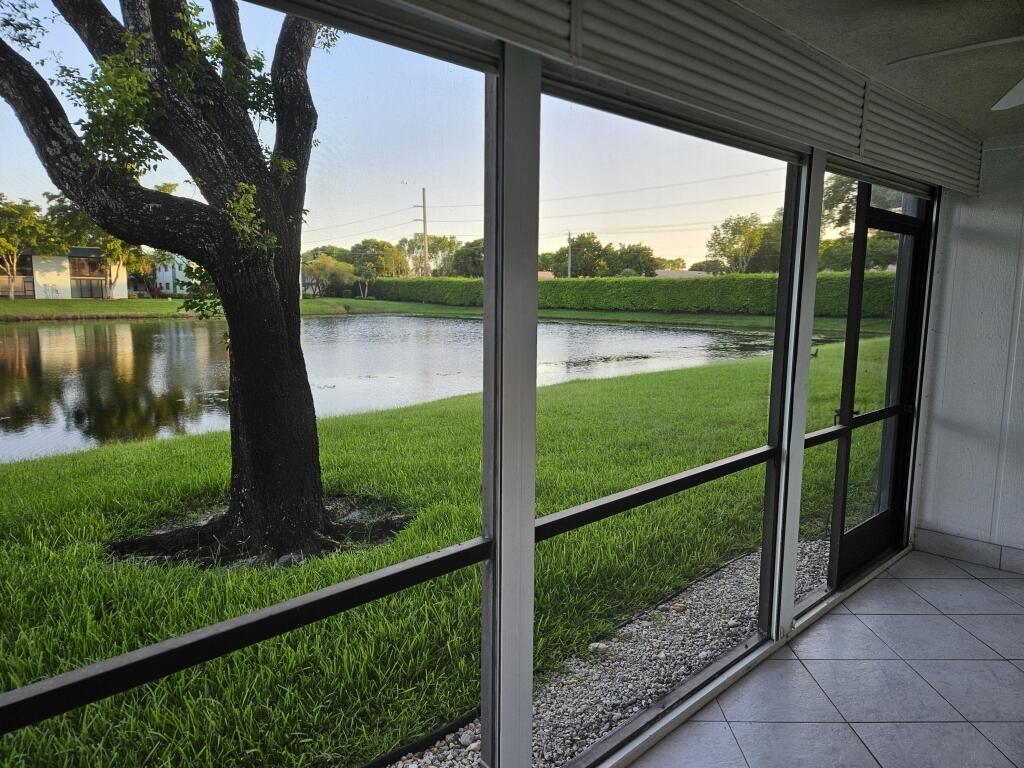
xmin=0 ymin=320 xmax=229 ymax=451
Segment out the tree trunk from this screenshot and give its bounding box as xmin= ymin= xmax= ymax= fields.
xmin=217 ymin=259 xmax=326 ymax=555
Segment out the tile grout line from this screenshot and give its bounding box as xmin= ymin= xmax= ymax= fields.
xmin=843 ymin=605 xmax=903 ymax=658
xmin=944 ymin=613 xmax=1016 ymax=661
xmin=895 ymin=574 xmax=981 ymax=615
xmin=964 ymin=721 xmax=1022 ymax=768
xmin=980 ymin=578 xmax=1024 ymax=611
xmin=721 ymin=716 xmax=752 ymax=768
xmin=897 ymin=572 xmax=1024 ymax=615
xmin=794 ymin=651 xmax=884 ymax=765
xmin=790 ymin=654 xmax=883 ymax=765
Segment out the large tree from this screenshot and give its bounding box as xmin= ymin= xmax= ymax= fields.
xmin=706 ymin=213 xmax=764 ymax=273
xmin=397 ymin=233 xmax=461 ymax=276
xmin=450 ymin=238 xmax=484 ymax=277
xmin=603 ymin=242 xmax=658 ymax=276
xmin=0 ymin=1 xmax=337 ymax=555
xmin=348 ymin=238 xmax=409 ymax=277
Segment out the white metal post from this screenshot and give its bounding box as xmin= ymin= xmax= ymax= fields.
xmin=774 ymin=148 xmax=826 ymax=635
xmin=480 ymin=43 xmax=541 ymax=768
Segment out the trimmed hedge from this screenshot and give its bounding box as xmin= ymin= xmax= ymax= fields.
xmin=371 ymin=272 xmax=895 ymax=318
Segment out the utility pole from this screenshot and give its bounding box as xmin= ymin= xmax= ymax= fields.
xmin=566 ymin=231 xmax=572 ymax=278
xmin=421 ymin=187 xmax=430 ymax=276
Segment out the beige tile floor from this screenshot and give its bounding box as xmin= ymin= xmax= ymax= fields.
xmin=632 ymin=551 xmax=1024 ymax=768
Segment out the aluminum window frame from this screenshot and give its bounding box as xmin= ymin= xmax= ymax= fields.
xmin=0 ymin=5 xmax=943 ymax=768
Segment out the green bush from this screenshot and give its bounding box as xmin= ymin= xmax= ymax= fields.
xmin=372 ymin=277 xmax=484 ymax=306
xmin=371 ymin=272 xmax=895 ymax=318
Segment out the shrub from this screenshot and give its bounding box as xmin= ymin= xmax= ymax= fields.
xmin=369 ymin=273 xmax=895 ymax=318
xmin=372 ymin=277 xmax=484 ymax=306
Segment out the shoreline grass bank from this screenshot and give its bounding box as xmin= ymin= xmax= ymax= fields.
xmin=0 ymin=296 xmax=888 ymax=335
xmin=0 ymin=339 xmax=888 ymax=766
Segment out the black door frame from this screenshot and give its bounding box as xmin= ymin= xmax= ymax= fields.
xmin=825 ymin=181 xmax=934 ymax=588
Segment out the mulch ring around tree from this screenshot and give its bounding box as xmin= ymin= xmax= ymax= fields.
xmin=107 ymin=496 xmax=412 ymax=569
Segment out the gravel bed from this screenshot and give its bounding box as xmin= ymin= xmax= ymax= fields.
xmin=388 ymin=540 xmax=830 ymax=768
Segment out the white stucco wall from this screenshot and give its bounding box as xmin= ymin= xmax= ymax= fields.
xmin=914 ymin=134 xmax=1024 ymax=553
xmin=31 ymin=254 xmax=72 ymax=299
xmin=110 ymin=266 xmax=128 ymax=299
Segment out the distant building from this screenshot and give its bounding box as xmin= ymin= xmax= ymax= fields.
xmin=154 ymin=253 xmax=191 ymax=296
xmin=655 ymin=269 xmax=713 ymax=278
xmin=537 ymin=270 xmax=555 ymax=279
xmin=6 ymin=247 xmax=128 ymax=299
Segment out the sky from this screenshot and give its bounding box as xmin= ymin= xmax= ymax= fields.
xmin=0 ymin=1 xmax=788 ymax=263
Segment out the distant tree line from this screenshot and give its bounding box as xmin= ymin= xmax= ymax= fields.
xmin=694 ymin=175 xmax=906 ymax=275
xmin=297 ymin=173 xmax=911 ymax=298
xmin=537 ymin=234 xmax=661 ymax=277
xmin=300 ymin=235 xmax=486 ymax=297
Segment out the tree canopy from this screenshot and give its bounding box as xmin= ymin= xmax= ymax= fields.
xmin=303 ymin=253 xmax=354 ymax=296
xmin=397 ymin=234 xmax=461 ymax=276
xmin=450 ymin=238 xmax=484 ymax=277
xmin=348 ymin=238 xmax=409 ymax=277
xmin=705 ymin=213 xmax=764 ymax=273
xmin=538 ymin=233 xmax=659 ymax=277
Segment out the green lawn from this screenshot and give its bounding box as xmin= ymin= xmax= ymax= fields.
xmin=0 ymin=338 xmax=889 ymax=767
xmin=0 ymin=296 xmax=889 ymax=336
xmin=0 ymin=298 xmax=190 ymax=321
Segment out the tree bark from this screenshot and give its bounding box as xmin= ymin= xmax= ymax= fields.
xmin=215 ymin=254 xmax=326 ymax=554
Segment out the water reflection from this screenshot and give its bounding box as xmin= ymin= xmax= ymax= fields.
xmin=1 ymin=316 xmax=775 ymax=461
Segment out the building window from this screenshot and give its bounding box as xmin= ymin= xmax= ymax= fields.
xmin=71 ymin=278 xmax=106 ymax=298
xmin=69 ymin=256 xmax=106 ymax=278
xmin=2 ymin=254 xmax=35 ymax=299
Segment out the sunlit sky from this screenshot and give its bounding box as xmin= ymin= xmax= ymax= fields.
xmin=0 ymin=1 xmax=788 ymax=263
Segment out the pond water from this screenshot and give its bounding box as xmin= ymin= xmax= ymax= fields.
xmin=0 ymin=315 xmax=777 ymax=462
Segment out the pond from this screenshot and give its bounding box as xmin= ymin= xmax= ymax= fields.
xmin=0 ymin=314 xmax=778 ymax=462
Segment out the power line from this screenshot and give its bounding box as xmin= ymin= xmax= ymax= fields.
xmin=303 ymin=218 xmax=417 ymax=246
xmin=408 ymin=190 xmax=783 ymax=229
xmin=304 ymin=206 xmax=415 ymax=233
xmin=540 ymin=189 xmax=783 ymax=220
xmin=429 ymin=166 xmax=784 ymax=208
xmin=541 ymin=167 xmax=785 ymax=203
xmin=537 ymin=218 xmax=725 ymax=238
xmin=406 ymin=189 xmax=783 ymax=229
xmin=301 ymin=184 xmax=782 ymax=247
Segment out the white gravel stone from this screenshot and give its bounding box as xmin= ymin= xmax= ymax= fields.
xmin=388 ymin=540 xmax=829 ymax=768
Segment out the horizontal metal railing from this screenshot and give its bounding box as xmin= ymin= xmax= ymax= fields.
xmin=0 ymin=537 xmax=491 ymax=733
xmin=804 ymin=404 xmax=903 ymax=448
xmin=535 ymin=445 xmax=774 ymax=541
xmin=0 ymin=446 xmax=774 ymax=735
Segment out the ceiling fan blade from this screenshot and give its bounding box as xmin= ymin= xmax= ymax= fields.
xmin=889 ymin=35 xmax=1024 ymax=66
xmin=993 ymin=76 xmax=1024 ymax=111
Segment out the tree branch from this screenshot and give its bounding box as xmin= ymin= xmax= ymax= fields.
xmin=271 ymin=16 xmax=318 ymax=238
xmin=0 ymin=36 xmax=231 ymax=266
xmin=211 ymin=0 xmax=248 ymax=63
xmin=51 ymin=0 xmax=125 ymax=60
